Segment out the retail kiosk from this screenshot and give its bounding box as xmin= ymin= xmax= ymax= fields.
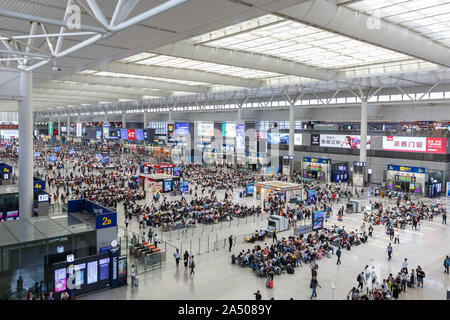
xmin=302 ymin=157 xmax=331 ymax=183
xmin=254 ymin=181 xmax=303 ymax=212
xmin=139 ymin=173 xmax=180 ymax=193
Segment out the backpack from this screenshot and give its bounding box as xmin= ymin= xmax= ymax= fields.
xmin=357 ymin=274 xmax=361 ymax=282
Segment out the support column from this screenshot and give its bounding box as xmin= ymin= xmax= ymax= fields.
xmin=122 ymin=113 xmax=126 ymax=129
xmin=289 ymin=103 xmax=294 ymax=156
xmin=168 ymin=109 xmax=173 ymax=122
xmin=237 ymin=106 xmax=242 ymax=122
xmin=143 ymin=111 xmax=147 ymax=129
xmin=360 ymin=100 xmax=368 ymax=163
xmin=67 ymin=115 xmax=70 ymax=137
xmin=18 ymin=71 xmax=34 ymax=219
xmin=58 ymin=117 xmax=61 ymax=136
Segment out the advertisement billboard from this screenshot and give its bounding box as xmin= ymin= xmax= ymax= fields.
xmin=76 ymin=123 xmax=82 ymax=137
xmin=87 ymin=261 xmax=98 ymax=285
xmin=54 ymin=268 xmax=66 ymax=293
xmin=102 ymin=122 xmax=109 ymax=139
xmin=319 ymin=135 xmax=371 ymax=149
xmin=197 ymin=121 xmax=214 ymax=136
xmin=294 ymin=133 xmax=302 ymax=146
xmin=236 ymin=123 xmax=245 ymax=150
xmin=48 ymin=122 xmax=53 ymax=136
xmin=175 ymin=123 xmax=190 ymax=136
xmin=135 ymin=129 xmax=144 ymax=141
xmin=267 ymin=132 xmax=289 ymax=144
xmin=127 ymin=129 xmax=136 ymax=140
xmin=382 ymin=136 xmax=446 ymax=154
xmin=311 ymin=134 xmax=320 ymax=146
xmin=222 ymin=122 xmax=236 ymax=137
xmin=120 ymin=128 xmax=127 ymax=139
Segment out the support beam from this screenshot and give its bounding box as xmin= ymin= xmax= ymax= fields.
xmin=62 ymin=74 xmax=210 ymax=93
xmin=39 ymin=81 xmax=172 ymax=98
xmin=122 ymin=113 xmax=126 ymax=129
xmin=277 ymin=0 xmax=450 ymax=67
xmin=18 ymin=71 xmax=33 ymax=219
xmin=152 ymin=42 xmax=343 ymax=81
xmin=95 ymin=62 xmax=263 ymax=88
xmin=33 ymin=88 xmax=142 ymax=101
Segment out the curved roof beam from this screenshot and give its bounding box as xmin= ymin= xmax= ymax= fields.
xmin=61 ymin=74 xmax=210 ymax=94
xmin=94 ymin=62 xmax=263 ymax=88
xmin=39 ymin=81 xmax=172 ymax=98
xmin=277 ymin=0 xmax=450 ymax=67
xmin=152 ymin=42 xmax=343 ymax=81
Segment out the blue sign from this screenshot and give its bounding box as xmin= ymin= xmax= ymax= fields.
xmin=95 ymin=212 xmax=117 ymax=230
xmin=246 ymin=183 xmax=254 ymax=194
xmin=34 ymin=179 xmax=45 ymax=191
xmin=49 ymin=155 xmax=57 ymax=162
xmin=268 ymin=132 xmax=289 ymax=144
xmin=236 ymin=123 xmax=245 ymax=150
xmin=175 ymin=123 xmax=190 ymax=136
xmin=387 ymin=164 xmax=427 ymax=174
xmin=135 ymin=129 xmax=144 ymax=141
xmin=69 ymin=149 xmax=75 ymax=155
xmin=120 ymin=129 xmax=128 ymax=139
xmin=303 ymin=157 xmax=331 ymax=164
xmin=312 ymin=210 xmax=324 ymax=231
xmin=54 ymin=147 xmax=59 ymax=152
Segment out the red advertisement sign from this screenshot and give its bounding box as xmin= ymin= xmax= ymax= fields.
xmin=426 ymin=137 xmax=446 ymax=153
xmin=127 ymin=129 xmax=136 ymax=140
xmin=383 ymin=136 xmax=446 ymax=154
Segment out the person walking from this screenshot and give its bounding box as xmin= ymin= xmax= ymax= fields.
xmin=444 ymin=256 xmax=450 ymax=274
xmin=357 ymin=272 xmax=364 ymax=290
xmin=173 ymin=249 xmax=181 ymax=268
xmin=16 ymin=275 xmax=23 ymax=300
xmin=125 ymin=216 xmax=129 ymax=229
xmin=310 ymin=276 xmax=321 ymax=299
xmin=401 ymin=258 xmax=408 ymax=273
xmin=254 ymin=290 xmax=262 ymax=300
xmin=389 ymin=227 xmax=394 ymax=241
xmin=154 ymin=234 xmax=159 ymax=248
xmin=228 ymin=235 xmax=233 ymax=252
xmin=443 ymin=212 xmax=447 ymax=225
xmin=183 ymin=251 xmax=189 ymax=269
xmin=387 ymin=243 xmax=393 ymax=261
xmin=336 ymin=247 xmax=342 ymax=265
xmin=130 ymin=264 xmax=137 ymax=287
xmin=189 ymin=255 xmax=195 ymax=277
xmin=147 ymin=228 xmax=153 ymax=243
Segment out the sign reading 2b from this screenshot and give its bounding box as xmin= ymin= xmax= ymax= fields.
xmin=95 ymin=213 xmax=117 ymax=230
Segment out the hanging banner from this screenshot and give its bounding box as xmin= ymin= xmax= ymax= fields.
xmin=76 ymin=123 xmax=82 ymax=137
xmin=319 ymin=134 xmax=371 ymax=149
xmin=48 ymin=122 xmax=53 ymax=136
xmin=294 ymin=133 xmax=302 ymax=146
xmin=236 ymin=123 xmax=245 ymax=150
xmin=222 ymin=122 xmax=236 ymax=137
xmin=382 ymin=136 xmax=446 ymax=154
xmin=103 ymin=122 xmax=109 ymax=139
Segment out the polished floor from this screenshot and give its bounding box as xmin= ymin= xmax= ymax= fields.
xmin=80 ymin=187 xmax=450 ymax=300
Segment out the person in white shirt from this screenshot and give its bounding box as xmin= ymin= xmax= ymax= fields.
xmin=394 ymin=229 xmax=400 ymax=244
xmin=130 ymin=265 xmax=137 ymax=287
xmin=154 ymin=234 xmax=159 ymax=248
xmin=401 ymin=258 xmax=408 ymax=273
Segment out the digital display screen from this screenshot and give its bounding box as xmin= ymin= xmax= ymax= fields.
xmin=175 ymin=123 xmax=190 ymax=136
xmin=38 ymin=194 xmax=49 ymax=202
xmin=6 ymin=211 xmax=18 ymax=218
xmin=69 ymin=149 xmax=75 ymax=155
xmin=34 ymin=152 xmax=41 ymax=158
xmin=99 ymin=258 xmax=110 ymax=281
xmin=222 ymin=122 xmax=236 ymax=137
xmin=120 ymin=129 xmax=128 ymax=139
xmin=180 ymin=181 xmax=189 ymax=193
xmin=54 ymin=147 xmax=59 ymax=152
xmin=312 ymin=210 xmax=324 ymax=231
xmin=246 ymin=184 xmax=255 ymax=194
xmin=118 ymin=258 xmax=127 ymax=276
xmin=127 ymin=129 xmax=136 ymax=140
xmin=3 ymin=173 xmax=9 ymax=180
xmin=267 ymin=132 xmax=289 ymax=144
xmin=135 ymin=129 xmax=144 ymax=141
xmin=164 ymin=180 xmax=172 ymax=192
xmin=96 ymin=130 xmax=102 ymax=140
xmin=174 ymin=167 xmax=181 ymax=176
xmin=74 ymin=264 xmax=85 ymax=287
xmin=87 ymin=261 xmax=98 ymax=285
xmin=54 ymin=268 xmax=67 ymax=293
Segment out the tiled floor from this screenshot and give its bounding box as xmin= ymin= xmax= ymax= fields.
xmin=81 ymin=188 xmax=450 ymax=300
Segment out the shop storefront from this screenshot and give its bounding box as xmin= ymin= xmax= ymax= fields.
xmin=331 ymin=162 xmax=349 ymax=183
xmin=386 ymin=164 xmax=427 ymax=195
xmin=302 ymin=157 xmax=331 ymax=183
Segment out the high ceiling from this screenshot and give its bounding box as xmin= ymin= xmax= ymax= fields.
xmin=0 ymin=0 xmax=450 ymax=113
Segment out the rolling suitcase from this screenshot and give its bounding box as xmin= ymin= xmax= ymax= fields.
xmin=134 ymin=276 xmax=139 ymax=287
xmin=266 ymin=280 xmax=273 ymax=288
xmin=231 ymin=254 xmax=236 ymax=264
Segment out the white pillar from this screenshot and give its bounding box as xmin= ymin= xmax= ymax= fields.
xmin=168 ymin=109 xmax=173 ymax=122
xmin=360 ymin=100 xmax=368 ymax=163
xmin=143 ymin=112 xmax=147 ymax=129
xmin=18 ymin=71 xmax=34 ymax=219
xmin=58 ymin=117 xmax=61 ymax=136
xmin=237 ymin=106 xmax=242 ymax=122
xmin=67 ymin=115 xmax=70 ymax=137
xmin=122 ymin=113 xmax=126 ymax=129
xmin=289 ymin=103 xmax=294 ymax=156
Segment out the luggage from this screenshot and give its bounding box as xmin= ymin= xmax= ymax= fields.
xmin=287 ymin=266 xmax=295 ymax=274
xmin=407 ymin=281 xmax=413 ymax=288
xmin=275 ymin=267 xmax=281 ymax=275
xmin=266 ymin=280 xmax=273 ymax=288
xmin=231 ymin=254 xmax=236 ymax=264
xmin=346 ymin=245 xmax=351 ymax=251
xmin=134 ymin=276 xmax=139 ymax=287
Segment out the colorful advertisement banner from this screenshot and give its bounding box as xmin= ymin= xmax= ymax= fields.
xmin=48 ymin=122 xmax=53 ymax=136
xmin=236 ymin=123 xmax=245 ymax=150
xmin=267 ymin=132 xmax=289 ymax=144
xmin=222 ymin=122 xmax=236 ymax=137
xmin=319 ymin=134 xmax=371 ymax=149
xmin=303 ymin=157 xmax=331 ymax=164
xmin=127 ymin=129 xmax=136 ymax=140
xmin=76 ymin=123 xmax=82 ymax=137
xmin=383 ymin=136 xmax=446 ymax=154
xmin=175 ymin=123 xmax=190 ymax=136
xmin=197 ymin=122 xmax=214 ymax=136
xmin=103 ymin=122 xmax=109 ymax=139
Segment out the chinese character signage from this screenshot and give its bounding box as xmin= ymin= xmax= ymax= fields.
xmin=387 ymin=164 xmax=427 ymax=174
xmin=319 ymin=134 xmax=371 ymax=149
xmin=383 ymin=136 xmax=446 ymax=154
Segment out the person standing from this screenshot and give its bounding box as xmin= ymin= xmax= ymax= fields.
xmin=401 ymin=270 xmax=408 ymax=292
xmin=147 ymin=228 xmax=153 ymax=243
xmin=401 ymin=258 xmax=408 ymax=273
xmin=443 ymin=212 xmax=447 ymax=225
xmin=154 ymin=234 xmax=159 ymax=248
xmin=444 ymin=256 xmax=450 ymax=274
xmin=368 ymin=225 xmax=373 ymax=237
xmin=272 ymin=228 xmax=277 ymax=244
xmin=130 ymin=264 xmax=137 ymax=287
xmin=173 ymin=249 xmax=181 ymax=268
xmin=228 ymin=235 xmax=233 ymax=252
xmin=394 ymin=229 xmax=400 ymax=244
xmin=183 ymin=251 xmax=189 ymax=269
xmin=387 ymin=243 xmax=393 ymax=261
xmin=16 ymin=275 xmax=23 ymax=300
xmin=336 ymin=247 xmax=342 ymax=265
xmin=416 ymin=266 xmax=425 ymax=288
xmin=310 ymin=276 xmax=321 ymax=299
xmin=125 ymin=216 xmax=129 ymax=229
